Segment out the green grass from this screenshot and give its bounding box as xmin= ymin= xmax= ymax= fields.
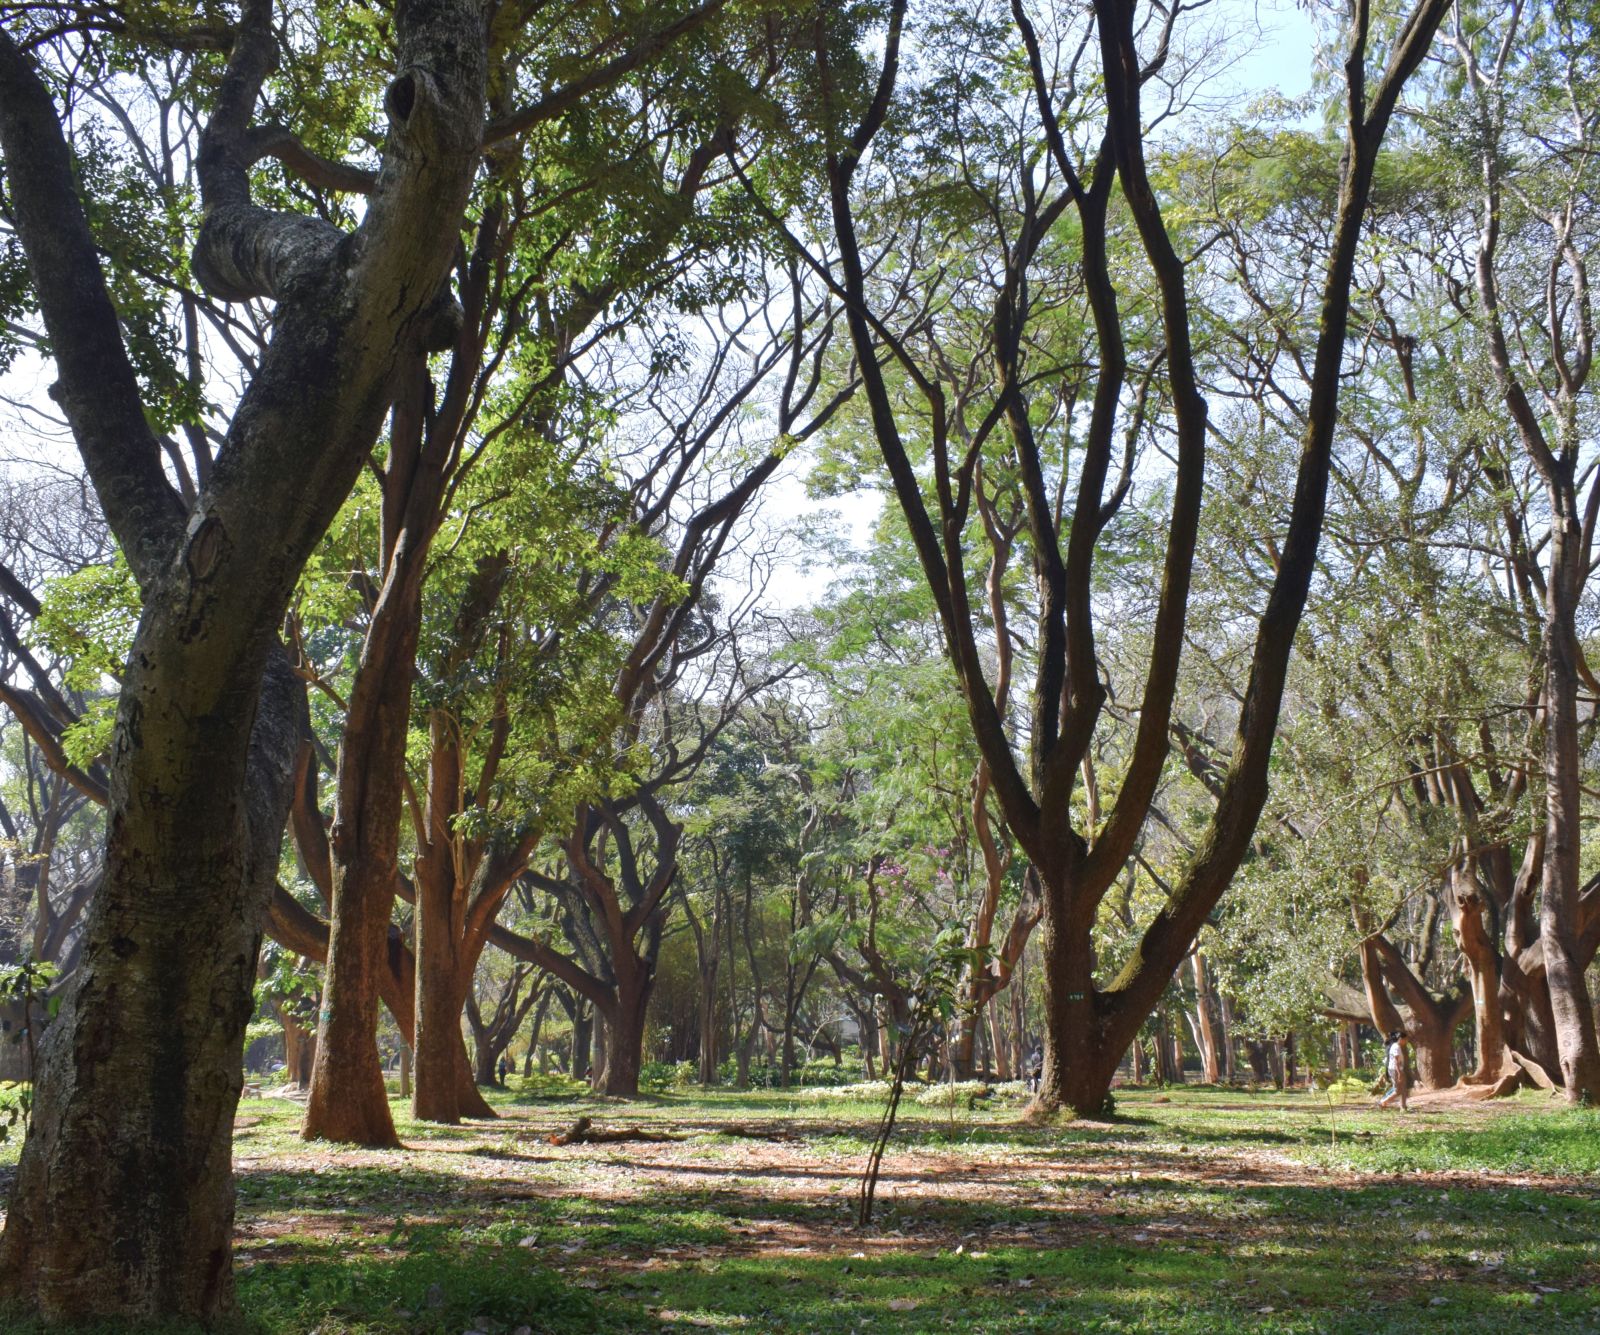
xmin=1 ymin=1084 xmax=1597 ymax=1332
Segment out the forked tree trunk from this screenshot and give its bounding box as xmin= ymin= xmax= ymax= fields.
xmin=1359 ymin=934 xmax=1468 ymax=1091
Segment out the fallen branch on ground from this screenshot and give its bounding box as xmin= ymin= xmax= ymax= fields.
xmin=710 ymin=1122 xmax=801 ymax=1142
xmin=547 ymin=1116 xmax=686 ymax=1145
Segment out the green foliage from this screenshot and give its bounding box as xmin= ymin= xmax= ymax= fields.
xmin=34 ymin=556 xmax=140 ymax=767
xmin=0 ymin=956 xmax=58 ymax=1142
xmin=639 ymin=1059 xmax=698 ymax=1092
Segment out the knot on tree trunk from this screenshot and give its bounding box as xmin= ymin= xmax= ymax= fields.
xmin=383 ymin=65 xmax=454 ymax=155
xmin=418 ymin=283 xmax=465 ymax=352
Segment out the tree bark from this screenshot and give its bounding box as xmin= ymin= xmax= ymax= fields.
xmin=1449 ymin=865 xmax=1514 ymax=1085
xmin=594 ymin=963 xmax=653 ymax=1098
xmin=282 ymin=1009 xmax=316 ymax=1090
xmin=1190 ymin=950 xmax=1223 ymax=1083
xmin=303 ymin=353 xmax=443 ymax=1146
xmin=0 ymin=2 xmax=485 ymax=1314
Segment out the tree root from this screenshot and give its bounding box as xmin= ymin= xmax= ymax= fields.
xmin=1509 ymin=1050 xmax=1559 ymax=1092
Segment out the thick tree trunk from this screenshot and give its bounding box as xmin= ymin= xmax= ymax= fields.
xmin=1540 ymin=539 xmax=1600 ymax=1100
xmin=410 ymin=947 xmax=494 ymax=1122
xmin=595 ymin=973 xmax=652 ymax=1098
xmin=0 ymin=652 xmax=301 ymax=1320
xmin=1034 ymin=885 xmax=1121 ymax=1115
xmin=0 ymin=0 xmax=488 ymax=1315
xmin=1450 ymin=868 xmax=1514 ymax=1085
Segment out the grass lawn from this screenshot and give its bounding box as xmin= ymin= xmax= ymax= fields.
xmin=1 ymin=1080 xmax=1596 ymax=1333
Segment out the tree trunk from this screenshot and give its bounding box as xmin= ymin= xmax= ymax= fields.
xmin=595 ymin=971 xmax=651 ymax=1098
xmin=0 ymin=651 xmax=302 ymax=1321
xmin=779 ymin=964 xmax=797 ymax=1087
xmin=1220 ymin=994 xmax=1238 ymax=1082
xmin=1034 ymin=891 xmax=1121 ymax=1114
xmin=572 ymin=1004 xmax=593 ymax=1082
xmin=304 ymin=837 xmax=400 ymax=1143
xmin=472 ymin=1018 xmax=497 ymax=1087
xmin=282 ymin=1011 xmax=316 ymax=1090
xmin=453 ymin=1030 xmax=495 ymax=1116
xmin=412 ymin=866 xmax=464 ymax=1123
xmin=411 ymin=936 xmax=497 ymax=1124
xmin=1450 ymin=867 xmax=1514 ymax=1085
xmin=1190 ymin=950 xmax=1223 ymax=1083
xmin=698 ymin=962 xmax=720 ymax=1086
xmin=950 ymin=1008 xmax=980 ymax=1080
xmin=1243 ymin=1040 xmax=1270 ymax=1082
xmin=1540 ymin=542 xmax=1600 ymax=1100
xmin=985 ymin=997 xmax=1007 ymax=1080
xmin=305 ymin=350 xmax=445 ymax=1146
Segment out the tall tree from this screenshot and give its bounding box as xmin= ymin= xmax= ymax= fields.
xmin=1439 ymin=0 xmax=1600 ymax=1100
xmin=0 ymin=0 xmax=486 ymax=1315
xmin=760 ymin=0 xmax=1454 ymax=1114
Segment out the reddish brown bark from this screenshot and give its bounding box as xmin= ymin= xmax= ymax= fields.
xmin=1358 ymin=933 xmax=1471 ymax=1091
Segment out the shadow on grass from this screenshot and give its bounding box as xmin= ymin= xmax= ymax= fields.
xmin=0 ymin=1248 xmax=625 ymax=1335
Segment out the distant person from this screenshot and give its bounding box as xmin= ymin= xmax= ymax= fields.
xmin=1377 ymin=1029 xmax=1410 ymax=1111
xmin=497 ymin=1054 xmax=511 ymax=1087
xmin=1026 ymin=1043 xmax=1043 ymax=1095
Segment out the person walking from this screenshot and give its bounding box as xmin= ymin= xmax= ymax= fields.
xmin=1377 ymin=1029 xmax=1410 ymax=1112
